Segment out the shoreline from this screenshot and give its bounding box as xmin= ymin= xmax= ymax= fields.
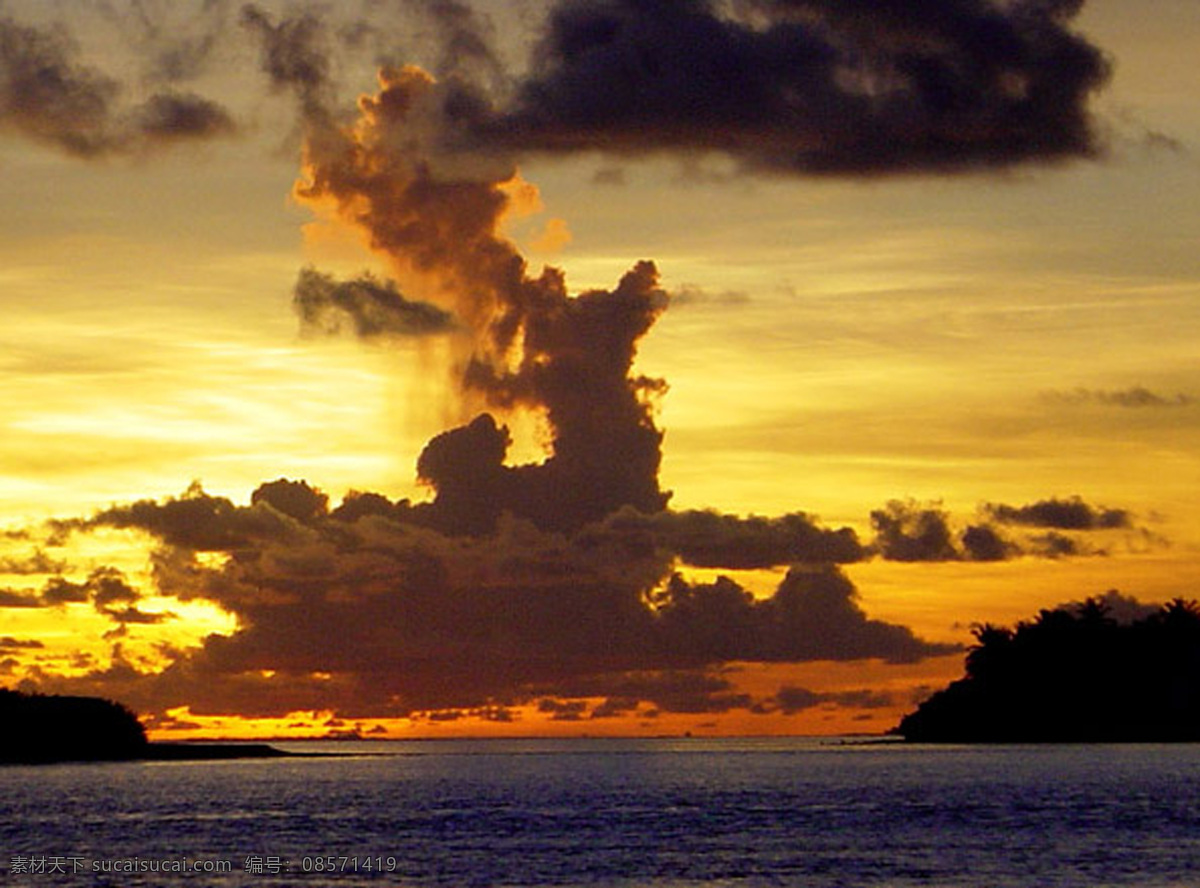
xmin=2 ymin=742 xmax=296 ymax=766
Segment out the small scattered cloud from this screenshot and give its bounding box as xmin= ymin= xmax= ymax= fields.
xmin=0 ymin=549 xmax=67 ymax=576
xmin=766 ymin=685 xmax=898 ymax=715
xmin=985 ymin=496 xmax=1131 ymax=531
xmin=0 ymin=588 xmax=43 ymax=609
xmin=1041 ymin=386 xmax=1194 ymax=409
xmin=591 ymin=166 xmax=627 ymax=186
xmin=0 ymin=637 xmax=45 ymax=651
xmin=870 ymin=501 xmax=959 ymax=562
xmin=0 ymin=13 xmax=236 ymax=157
xmin=530 ymin=217 xmax=573 ymax=253
xmin=294 ymin=268 xmax=457 ymax=340
xmin=669 ymin=285 xmax=751 ymax=309
xmin=537 ymin=698 xmax=588 ymax=721
xmin=869 ymin=497 xmax=1151 ymax=563
xmin=41 ymin=577 xmax=90 ymax=606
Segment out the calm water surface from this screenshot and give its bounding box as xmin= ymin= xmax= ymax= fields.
xmin=2 ymin=738 xmax=1198 ymax=887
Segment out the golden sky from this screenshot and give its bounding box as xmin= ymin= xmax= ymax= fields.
xmin=1 ymin=0 xmax=1198 ymax=739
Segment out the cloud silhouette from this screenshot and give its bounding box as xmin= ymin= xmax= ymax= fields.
xmin=985 ymin=496 xmax=1131 ymax=530
xmin=1042 ymin=386 xmax=1194 ymax=408
xmin=868 ymin=498 xmax=1144 ymax=562
xmin=0 ymin=637 xmax=44 ymax=651
xmin=770 ymin=685 xmax=896 ymax=715
xmin=960 ymin=524 xmax=1017 ymax=562
xmin=480 ymin=0 xmax=1109 ymax=174
xmin=295 ymin=268 xmax=456 ymax=339
xmin=870 ymin=500 xmax=960 ymax=562
xmin=0 ymin=549 xmax=66 ymax=575
xmin=0 ymin=13 xmax=234 ymax=156
xmin=597 ymin=508 xmax=864 ymax=569
xmin=0 ymin=590 xmax=41 ymax=609
xmin=86 ymin=482 xmax=294 ymax=552
xmin=40 ymin=576 xmax=91 ymax=607
xmin=33 ymin=482 xmax=957 ymax=719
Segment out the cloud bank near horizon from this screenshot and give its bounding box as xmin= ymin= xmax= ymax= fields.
xmin=0 ymin=0 xmax=1136 ymax=726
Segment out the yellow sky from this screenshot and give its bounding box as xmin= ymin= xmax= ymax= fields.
xmin=1 ymin=0 xmax=1198 ymax=739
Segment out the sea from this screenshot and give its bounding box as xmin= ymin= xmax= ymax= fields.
xmin=2 ymin=737 xmax=1198 ymax=887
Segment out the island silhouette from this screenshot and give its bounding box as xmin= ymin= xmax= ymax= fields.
xmin=896 ymin=596 xmax=1200 ymax=742
xmin=0 ymin=689 xmax=287 ymax=764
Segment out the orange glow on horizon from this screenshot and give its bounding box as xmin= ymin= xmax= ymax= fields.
xmin=139 ymin=657 xmax=965 ymax=743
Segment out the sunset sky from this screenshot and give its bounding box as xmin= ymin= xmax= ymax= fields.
xmin=1 ymin=0 xmax=1198 ymax=739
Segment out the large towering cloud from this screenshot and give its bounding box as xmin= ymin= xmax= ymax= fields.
xmin=245 ymin=15 xmax=677 ymax=531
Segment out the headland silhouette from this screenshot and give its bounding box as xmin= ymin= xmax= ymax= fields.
xmin=896 ymin=597 xmax=1200 ymax=742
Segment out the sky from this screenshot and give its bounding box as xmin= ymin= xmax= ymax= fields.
xmin=1 ymin=0 xmax=1198 ymax=739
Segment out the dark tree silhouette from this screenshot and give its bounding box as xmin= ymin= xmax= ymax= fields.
xmin=896 ymin=596 xmax=1200 ymax=742
xmin=0 ymin=689 xmax=148 ymax=763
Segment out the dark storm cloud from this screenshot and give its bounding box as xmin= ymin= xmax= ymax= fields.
xmin=294 ymin=268 xmax=456 ymax=340
xmin=481 ymin=0 xmax=1110 ymax=175
xmin=3 ymin=0 xmax=1112 ymax=171
xmin=985 ymin=496 xmax=1131 ymax=530
xmin=597 ymin=507 xmax=863 ymax=569
xmin=33 ymin=483 xmax=955 ymax=719
xmin=870 ymin=500 xmax=959 ymax=562
xmin=271 ymin=54 xmax=672 ymax=533
xmin=89 ymin=482 xmax=295 ymax=551
xmin=650 ymin=565 xmax=958 ymax=665
xmin=413 ymin=269 xmax=670 ymax=534
xmin=249 ymin=477 xmax=329 ymax=522
xmin=0 ymin=12 xmax=235 ymax=156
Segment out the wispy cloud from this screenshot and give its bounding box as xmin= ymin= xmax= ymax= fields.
xmin=1041 ymin=386 xmax=1194 ymax=409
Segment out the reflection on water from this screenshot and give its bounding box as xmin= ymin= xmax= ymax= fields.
xmin=2 ymin=738 xmax=1199 ymax=887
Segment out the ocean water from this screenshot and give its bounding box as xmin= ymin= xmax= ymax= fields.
xmin=2 ymin=737 xmax=1198 ymax=887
